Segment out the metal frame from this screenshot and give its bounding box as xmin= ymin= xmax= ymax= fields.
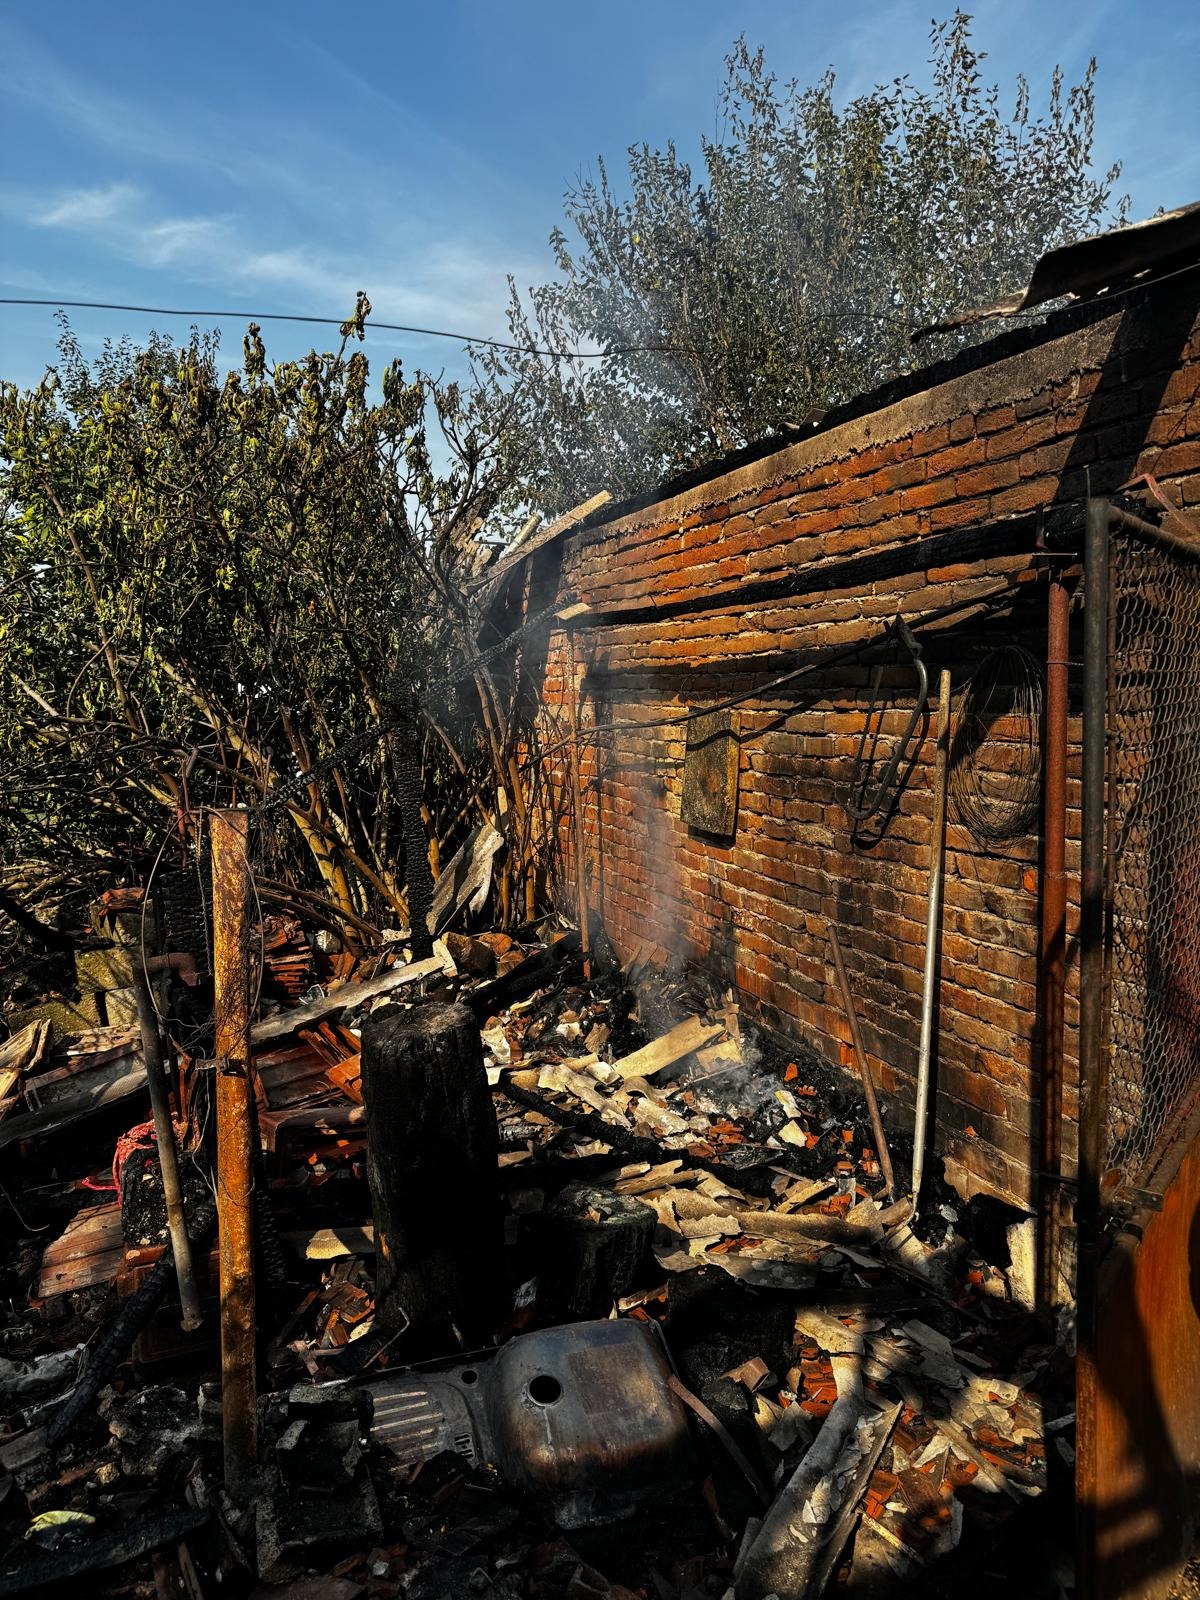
xmin=1075 ymin=497 xmax=1200 ymax=1596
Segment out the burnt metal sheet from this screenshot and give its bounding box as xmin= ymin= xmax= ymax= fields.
xmin=915 ymin=200 xmax=1200 ymax=340
xmin=371 ymin=1318 xmax=695 ymax=1526
xmin=681 ymin=709 xmax=740 ymax=837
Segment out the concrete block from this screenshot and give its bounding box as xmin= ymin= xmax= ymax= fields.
xmin=103 ymin=986 xmax=141 ymax=1028
xmin=75 ymin=944 xmax=136 ymax=994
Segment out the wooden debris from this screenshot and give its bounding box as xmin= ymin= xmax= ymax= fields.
xmin=429 ymin=823 xmax=505 ymax=935
xmin=0 ymin=1020 xmax=52 ymax=1089
xmin=610 ymin=1016 xmax=725 ymax=1082
xmin=36 ymin=1202 xmax=125 ymax=1298
xmin=251 ymin=945 xmax=455 ymax=1044
xmin=470 ymin=490 xmax=611 ymax=594
xmin=442 ymin=932 xmax=497 ymax=976
xmin=281 ymin=1226 xmax=376 ymax=1261
xmin=735 ymin=1196 xmax=885 ymax=1248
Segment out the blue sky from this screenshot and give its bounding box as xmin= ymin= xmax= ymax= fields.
xmin=2 ymin=0 xmax=1198 ymax=393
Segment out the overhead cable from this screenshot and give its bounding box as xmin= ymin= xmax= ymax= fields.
xmin=0 ymin=296 xmax=661 ymax=360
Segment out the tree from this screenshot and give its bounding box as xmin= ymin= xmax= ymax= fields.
xmin=0 ymin=304 xmax=558 ymax=971
xmin=484 ymin=11 xmax=1128 ymax=509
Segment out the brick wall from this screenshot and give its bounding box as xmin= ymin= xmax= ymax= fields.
xmin=535 ymin=278 xmax=1200 ymax=1209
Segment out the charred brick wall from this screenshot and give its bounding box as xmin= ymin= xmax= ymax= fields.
xmin=537 ymin=279 xmax=1200 ymax=1208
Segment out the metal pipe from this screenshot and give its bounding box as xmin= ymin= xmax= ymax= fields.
xmin=1109 ymin=501 xmax=1200 ymax=561
xmin=827 ymin=923 xmax=896 ymax=1200
xmin=565 ymin=626 xmax=591 ymax=979
xmin=911 ymin=668 xmax=952 ymax=1212
xmin=132 ymin=979 xmax=203 ymax=1332
xmin=1037 ymin=576 xmax=1070 ymax=1316
xmin=1076 ymin=498 xmax=1112 ymax=1600
xmin=211 ymin=808 xmax=258 ymax=1492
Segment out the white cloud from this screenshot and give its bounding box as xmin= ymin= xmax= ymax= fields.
xmin=8 ymin=178 xmax=530 ymax=345
xmin=0 ymin=16 xmax=551 ymax=364
xmin=33 ymin=182 xmax=142 ymax=230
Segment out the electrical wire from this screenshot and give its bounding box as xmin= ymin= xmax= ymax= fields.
xmin=253 ymin=572 xmax=1033 ymax=823
xmin=0 ymin=296 xmax=667 ymax=360
xmin=528 ymin=574 xmax=1034 ymax=768
xmin=949 ymin=642 xmax=1045 ymax=844
xmin=5 ymin=258 xmax=1199 ymax=367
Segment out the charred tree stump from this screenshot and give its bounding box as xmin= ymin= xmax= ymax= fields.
xmin=533 ymin=1181 xmax=655 ymax=1320
xmin=360 ymin=1002 xmax=502 ymax=1355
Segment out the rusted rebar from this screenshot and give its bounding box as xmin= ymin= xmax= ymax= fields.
xmin=211 ymin=808 xmax=257 ymax=1492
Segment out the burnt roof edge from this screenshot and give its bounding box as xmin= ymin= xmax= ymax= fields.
xmin=557 ymin=263 xmax=1200 ymax=548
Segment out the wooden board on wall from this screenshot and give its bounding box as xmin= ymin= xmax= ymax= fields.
xmin=681 ymin=709 xmax=740 ymax=837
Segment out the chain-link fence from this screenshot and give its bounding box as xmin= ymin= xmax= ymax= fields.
xmin=1105 ymin=523 xmax=1200 ymax=1184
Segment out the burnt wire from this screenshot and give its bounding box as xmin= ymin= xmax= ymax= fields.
xmin=530 ymin=575 xmax=1036 ymax=767
xmin=948 ymin=642 xmax=1044 ymax=844
xmin=250 ymin=573 xmax=1033 ymax=823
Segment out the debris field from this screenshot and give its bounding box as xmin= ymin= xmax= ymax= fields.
xmin=0 ymin=880 xmax=1073 ymax=1599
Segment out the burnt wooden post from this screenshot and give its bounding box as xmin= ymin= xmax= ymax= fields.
xmin=360 ymin=1001 xmax=502 ymax=1355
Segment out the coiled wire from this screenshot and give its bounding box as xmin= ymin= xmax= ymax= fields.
xmin=949 ymin=643 xmax=1044 ymax=844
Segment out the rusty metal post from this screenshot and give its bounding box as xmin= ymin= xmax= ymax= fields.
xmin=132 ymin=978 xmax=203 ymax=1332
xmin=210 ymin=808 xmax=257 ymax=1491
xmin=565 ymin=626 xmax=591 ymax=979
xmin=1076 ymin=499 xmax=1112 ymax=1599
xmin=1038 ymin=574 xmax=1070 ymax=1315
xmin=827 ymin=923 xmax=896 ymax=1200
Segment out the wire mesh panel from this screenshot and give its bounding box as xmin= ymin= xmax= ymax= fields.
xmin=1106 ymin=528 xmax=1200 ymax=1182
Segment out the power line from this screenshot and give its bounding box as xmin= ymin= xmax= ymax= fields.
xmin=0 ymin=295 xmax=663 ymax=360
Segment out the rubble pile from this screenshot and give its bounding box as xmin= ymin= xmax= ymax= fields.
xmin=0 ymin=887 xmax=1073 ymax=1599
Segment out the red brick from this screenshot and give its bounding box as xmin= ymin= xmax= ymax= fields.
xmin=955 ymin=460 xmax=1020 ymax=498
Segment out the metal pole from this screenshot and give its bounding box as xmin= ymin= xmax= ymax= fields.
xmin=132 ymin=979 xmax=203 ymax=1332
xmin=1109 ymin=501 xmax=1200 ymax=561
xmin=211 ymin=808 xmax=257 ymax=1492
xmin=827 ymin=924 xmax=896 ymax=1199
xmin=911 ymin=668 xmax=952 ymax=1212
xmin=1076 ymin=499 xmax=1111 ymax=1599
xmin=565 ymin=626 xmax=591 ymax=980
xmin=1038 ymin=575 xmax=1070 ymax=1316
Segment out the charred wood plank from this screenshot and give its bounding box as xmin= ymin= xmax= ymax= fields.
xmin=251 ymin=948 xmax=454 ymax=1045
xmin=466 ymin=931 xmax=580 ymax=1021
